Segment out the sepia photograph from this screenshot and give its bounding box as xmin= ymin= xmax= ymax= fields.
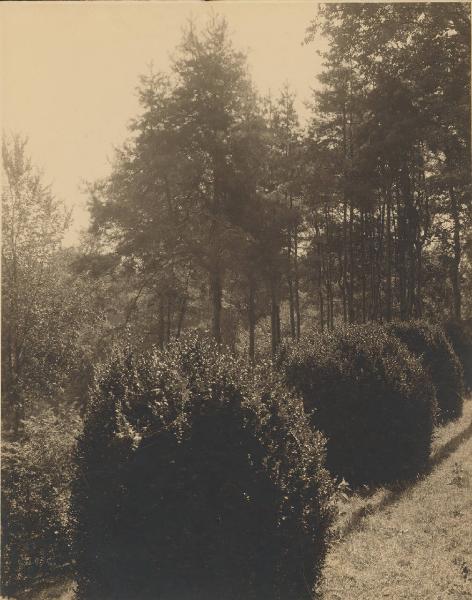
xmin=1 ymin=1 xmax=471 ymax=599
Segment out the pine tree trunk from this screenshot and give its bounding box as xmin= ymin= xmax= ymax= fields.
xmin=294 ymin=223 xmax=301 ymax=339
xmin=397 ymin=189 xmax=408 ymax=321
xmin=176 ymin=296 xmax=187 ymax=338
xmin=270 ymin=278 xmax=279 ymax=357
xmin=210 ymin=265 xmax=222 ymax=344
xmin=450 ymin=182 xmax=462 ymax=320
xmin=342 ymin=103 xmax=349 ymax=323
xmin=361 ymin=210 xmax=367 ymax=323
xmin=248 ymin=277 xmax=256 ymax=362
xmin=158 ymin=294 xmax=165 ymax=349
xmin=287 ymin=194 xmax=296 ymax=338
xmin=210 ymin=159 xmax=223 ymax=344
xmin=11 ymin=377 xmax=23 ymax=439
xmin=399 ymin=161 xmax=417 ymax=319
xmin=407 ymin=216 xmax=417 ymax=320
xmin=166 ymin=296 xmax=173 ymax=345
xmin=315 ymin=220 xmax=325 ymax=332
xmin=319 ymin=276 xmax=325 ymax=332
xmin=385 ymin=182 xmax=393 ymax=321
xmin=325 ymin=203 xmax=334 ymax=329
xmin=276 ymin=301 xmax=281 ymax=347
xmin=415 ymin=241 xmax=423 ymax=318
xmin=348 ymin=201 xmax=355 ymax=322
xmin=347 ymin=82 xmax=356 ymax=323
xmin=342 ymin=200 xmax=348 ymax=322
xmin=287 ymin=267 xmax=296 ymax=338
xmin=368 ymin=211 xmax=376 ymax=321
xmin=320 ymin=243 xmax=327 ymax=331
xmin=376 ymin=199 xmax=385 ymax=322
xmin=414 ymin=157 xmax=428 ymax=319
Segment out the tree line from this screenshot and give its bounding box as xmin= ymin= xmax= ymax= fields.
xmin=82 ymin=6 xmax=470 ymax=356
xmin=2 ymin=4 xmax=471 ymax=431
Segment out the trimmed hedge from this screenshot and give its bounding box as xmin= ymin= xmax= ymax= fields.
xmin=280 ymin=324 xmax=437 ymax=486
xmin=444 ymin=320 xmax=472 ymax=393
xmin=389 ymin=321 xmax=464 ymax=423
xmin=71 ymin=334 xmax=335 ymax=600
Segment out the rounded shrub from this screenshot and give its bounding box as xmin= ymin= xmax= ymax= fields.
xmin=279 ymin=324 xmax=437 ymax=486
xmin=444 ymin=319 xmax=472 ymax=393
xmin=71 ymin=334 xmax=335 ymax=600
xmin=389 ymin=320 xmax=464 ymax=423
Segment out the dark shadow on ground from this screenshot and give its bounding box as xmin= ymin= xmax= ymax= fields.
xmin=338 ymin=413 xmax=472 ymax=540
xmin=430 ymin=419 xmax=472 ymax=467
xmin=14 ymin=572 xmax=74 ymax=600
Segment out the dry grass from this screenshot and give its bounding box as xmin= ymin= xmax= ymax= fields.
xmin=319 ymin=398 xmax=472 ymax=599
xmin=2 ymin=578 xmax=76 ymax=600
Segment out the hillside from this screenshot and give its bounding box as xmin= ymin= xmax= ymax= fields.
xmin=320 ymin=399 xmax=472 ymax=599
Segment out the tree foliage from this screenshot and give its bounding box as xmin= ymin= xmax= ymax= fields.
xmin=83 ymin=7 xmax=471 ymax=357
xmin=303 ymin=3 xmax=471 ymax=326
xmin=1 ymin=136 xmax=98 ymax=433
xmin=1 ymin=406 xmax=81 ymax=596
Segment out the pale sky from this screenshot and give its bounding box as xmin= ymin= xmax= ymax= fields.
xmin=1 ymin=1 xmax=325 ymax=245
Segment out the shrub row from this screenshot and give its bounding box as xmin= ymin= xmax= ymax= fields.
xmin=19 ymin=320 xmax=465 ymax=598
xmin=279 ymin=320 xmax=467 ymax=488
xmin=444 ymin=319 xmax=472 ymax=393
xmin=279 ymin=324 xmax=437 ymax=486
xmin=71 ymin=334 xmax=335 ymax=600
xmin=388 ymin=321 xmax=464 ymax=423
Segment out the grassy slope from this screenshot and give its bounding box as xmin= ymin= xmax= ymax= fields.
xmin=319 ymin=399 xmax=472 ymax=599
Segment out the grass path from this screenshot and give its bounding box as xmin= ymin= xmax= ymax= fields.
xmin=319 ymin=399 xmax=472 ymax=599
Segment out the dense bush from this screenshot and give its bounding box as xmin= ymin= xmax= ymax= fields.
xmin=1 ymin=407 xmax=81 ymax=597
xmin=444 ymin=320 xmax=472 ymax=393
xmin=72 ymin=334 xmax=335 ymax=600
xmin=389 ymin=321 xmax=464 ymax=423
xmin=279 ymin=324 xmax=437 ymax=486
